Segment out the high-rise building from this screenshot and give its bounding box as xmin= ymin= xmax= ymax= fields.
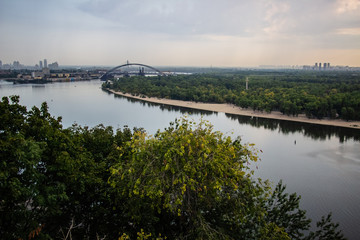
xmin=319 ymin=63 xmax=322 ymax=70
xmin=323 ymin=63 xmax=327 ymax=69
xmin=44 ymin=59 xmax=47 ymax=68
xmin=0 ymin=60 xmax=2 ymax=69
xmin=328 ymin=63 xmax=330 ymax=69
xmin=39 ymin=60 xmax=43 ymax=69
xmin=48 ymin=62 xmax=59 ymax=69
xmin=13 ymin=61 xmax=20 ymax=69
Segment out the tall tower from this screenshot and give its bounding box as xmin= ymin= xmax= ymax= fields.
xmin=44 ymin=59 xmax=47 ymax=68
xmin=39 ymin=60 xmax=43 ymax=69
xmin=319 ymin=63 xmax=322 ymax=70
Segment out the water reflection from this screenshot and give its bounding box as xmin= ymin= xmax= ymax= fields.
xmin=104 ymin=87 xmax=360 ymax=143
xmin=306 ymin=144 xmax=360 ymax=175
xmin=32 ymin=84 xmax=46 ymax=91
xmin=112 ymin=92 xmax=215 ymax=116
xmin=225 ymin=113 xmax=360 ymax=143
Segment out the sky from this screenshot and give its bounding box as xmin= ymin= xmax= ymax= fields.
xmin=0 ymin=0 xmax=359 ymax=67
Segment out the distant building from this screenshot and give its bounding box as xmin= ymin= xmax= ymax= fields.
xmin=32 ymin=71 xmax=44 ymax=79
xmin=44 ymin=59 xmax=47 ymax=68
xmin=39 ymin=60 xmax=43 ymax=69
xmin=301 ymin=62 xmax=355 ymax=71
xmin=48 ymin=62 xmax=59 ymax=69
xmin=42 ymin=67 xmax=50 ymax=76
xmin=0 ymin=60 xmax=2 ymax=69
xmin=13 ymin=61 xmax=21 ymax=69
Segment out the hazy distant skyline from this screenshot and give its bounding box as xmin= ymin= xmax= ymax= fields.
xmin=1 ymin=0 xmax=359 ymax=67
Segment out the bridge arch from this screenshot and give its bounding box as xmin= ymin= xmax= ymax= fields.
xmin=101 ymin=62 xmax=164 ymax=80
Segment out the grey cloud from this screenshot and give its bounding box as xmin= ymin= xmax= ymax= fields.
xmin=77 ymin=0 xmax=265 ymax=36
xmin=77 ymin=0 xmax=360 ymax=40
xmin=265 ymin=0 xmax=360 ymax=35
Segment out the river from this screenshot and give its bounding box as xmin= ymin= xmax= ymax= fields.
xmin=1 ymin=79 xmax=360 ymax=239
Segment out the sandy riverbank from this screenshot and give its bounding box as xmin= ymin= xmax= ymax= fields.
xmin=106 ymin=89 xmax=360 ymax=129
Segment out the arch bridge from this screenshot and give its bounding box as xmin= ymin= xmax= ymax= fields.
xmin=100 ymin=62 xmax=165 ymax=80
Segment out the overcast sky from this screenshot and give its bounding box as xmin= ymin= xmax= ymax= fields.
xmin=0 ymin=0 xmax=359 ymax=67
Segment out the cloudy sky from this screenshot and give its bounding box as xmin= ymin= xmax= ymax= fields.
xmin=0 ymin=0 xmax=359 ymax=67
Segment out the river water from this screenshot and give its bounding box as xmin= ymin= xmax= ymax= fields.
xmin=1 ymin=79 xmax=360 ymax=239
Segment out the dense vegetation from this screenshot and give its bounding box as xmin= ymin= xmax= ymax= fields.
xmin=103 ymin=71 xmax=360 ymax=120
xmin=1 ymin=96 xmax=346 ymax=239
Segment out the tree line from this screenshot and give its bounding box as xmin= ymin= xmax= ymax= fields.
xmin=1 ymin=96 xmax=346 ymax=239
xmin=103 ymin=71 xmax=360 ymax=120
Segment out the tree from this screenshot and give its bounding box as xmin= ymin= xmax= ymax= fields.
xmin=2 ymin=98 xmax=61 ymax=237
xmin=104 ymin=71 xmax=360 ymax=120
xmin=109 ymin=117 xmax=346 ymax=239
xmin=1 ymin=97 xmax=346 ymax=239
xmin=0 ymin=96 xmax=128 ymax=239
xmin=109 ymin=117 xmax=275 ymax=238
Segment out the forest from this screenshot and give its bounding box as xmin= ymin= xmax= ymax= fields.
xmin=1 ymin=96 xmax=346 ymax=239
xmin=103 ymin=71 xmax=360 ymax=120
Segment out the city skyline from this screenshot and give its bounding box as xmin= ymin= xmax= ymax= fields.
xmin=0 ymin=58 xmax=59 ymax=70
xmin=2 ymin=58 xmax=355 ymax=70
xmin=0 ymin=0 xmax=360 ymax=67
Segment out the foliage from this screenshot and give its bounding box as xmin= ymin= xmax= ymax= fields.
xmin=0 ymin=96 xmax=131 ymax=239
xmin=0 ymin=96 xmax=346 ymax=239
xmin=109 ymin=117 xmax=271 ymax=238
xmin=119 ymin=230 xmax=167 ymax=240
xmin=104 ymin=71 xmax=360 ymax=120
xmin=109 ymin=117 xmax=346 ymax=239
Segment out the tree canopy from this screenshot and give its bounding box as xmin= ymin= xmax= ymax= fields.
xmin=0 ymin=96 xmax=346 ymax=239
xmin=103 ymin=71 xmax=360 ymax=120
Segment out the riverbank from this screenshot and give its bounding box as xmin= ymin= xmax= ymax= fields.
xmin=106 ymin=89 xmax=360 ymax=129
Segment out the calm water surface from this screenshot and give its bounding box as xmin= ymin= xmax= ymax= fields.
xmin=1 ymin=80 xmax=360 ymax=239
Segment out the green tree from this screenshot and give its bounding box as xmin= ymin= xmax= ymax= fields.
xmin=109 ymin=117 xmax=277 ymax=239
xmin=0 ymin=97 xmax=346 ymax=239
xmin=109 ymin=117 xmax=346 ymax=239
xmin=0 ymin=96 xmax=127 ymax=239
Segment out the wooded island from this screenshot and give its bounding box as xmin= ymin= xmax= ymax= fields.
xmin=103 ymin=71 xmax=360 ymax=121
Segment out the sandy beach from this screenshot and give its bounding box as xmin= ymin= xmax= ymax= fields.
xmin=106 ymin=89 xmax=360 ymax=129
